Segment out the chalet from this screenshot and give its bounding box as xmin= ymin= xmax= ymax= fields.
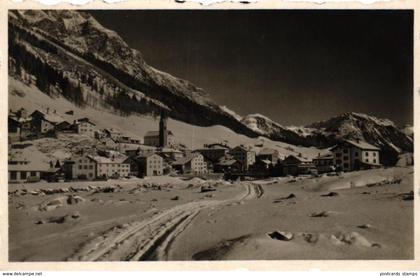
xmin=331 ymin=140 xmax=381 ymax=171
xmin=229 ymin=145 xmax=256 ymax=171
xmin=313 ymin=153 xmax=334 ymax=174
xmin=74 ymin=118 xmax=95 ymax=137
xmin=8 ymin=108 xmax=32 ymax=141
xmin=282 ymin=154 xmax=315 ymax=176
xmin=214 ymin=155 xmax=242 ymax=174
xmin=55 ymin=121 xmax=72 ymax=131
xmin=196 ymin=144 xmax=230 ymax=162
xmin=257 ymin=148 xmax=279 ymax=164
xmin=104 ymin=128 xmax=122 ymax=141
xmin=172 ymin=153 xmax=207 ymax=175
xmin=30 ymin=110 xmax=62 ymax=134
xmin=99 ymin=137 xmax=118 ymax=150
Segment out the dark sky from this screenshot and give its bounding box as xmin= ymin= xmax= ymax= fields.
xmin=89 ymin=10 xmax=413 ymax=126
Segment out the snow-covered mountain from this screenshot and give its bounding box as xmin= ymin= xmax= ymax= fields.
xmin=241 ymin=112 xmax=413 ymax=165
xmin=8 ymin=10 xmax=257 ymax=138
xmin=241 ymin=114 xmax=312 ymax=146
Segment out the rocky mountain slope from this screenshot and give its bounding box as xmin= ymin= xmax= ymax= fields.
xmin=241 ymin=112 xmax=413 ymax=165
xmin=8 ymin=10 xmax=257 ymax=138
xmin=241 ymin=114 xmax=314 ymax=147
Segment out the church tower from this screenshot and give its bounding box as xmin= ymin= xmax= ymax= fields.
xmin=159 ymin=112 xmax=168 ymax=148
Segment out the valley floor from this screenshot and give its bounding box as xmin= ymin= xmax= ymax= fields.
xmin=9 ymin=167 xmax=414 ymax=261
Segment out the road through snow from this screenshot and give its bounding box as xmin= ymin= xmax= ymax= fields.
xmin=67 ymin=182 xmax=264 ymax=261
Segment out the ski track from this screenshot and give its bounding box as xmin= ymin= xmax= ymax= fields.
xmin=66 ymin=182 xmax=264 ymax=261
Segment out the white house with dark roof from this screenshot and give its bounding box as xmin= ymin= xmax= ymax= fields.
xmin=73 ymin=118 xmax=95 ymax=137
xmin=229 ymin=145 xmax=256 ymax=171
xmin=8 ymin=160 xmax=47 ymax=183
xmin=172 ymin=153 xmax=207 ymax=175
xmin=331 ymin=140 xmax=380 ymax=171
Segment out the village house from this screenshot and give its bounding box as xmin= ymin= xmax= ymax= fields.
xmin=99 ymin=137 xmax=118 ymax=150
xmin=196 ymin=144 xmax=230 ymax=163
xmin=134 ymin=153 xmax=164 ymax=177
xmin=8 ymin=159 xmax=47 ymax=183
xmin=313 ymin=153 xmax=335 ymax=174
xmin=30 ymin=109 xmax=63 ymax=134
xmin=257 ymin=148 xmax=279 ymax=164
xmin=55 ymin=121 xmax=72 ymax=132
xmin=73 ymin=118 xmax=95 ymax=137
xmin=158 ymin=148 xmax=184 ymax=160
xmin=71 ymin=155 xmax=97 ymax=180
xmin=8 ymin=108 xmax=38 ymax=142
xmin=104 ymin=128 xmax=123 ymax=141
xmin=124 ymin=145 xmax=156 ymax=157
xmin=172 ymin=153 xmax=208 ymax=175
xmin=282 ymin=154 xmax=315 ymax=176
xmin=213 ymin=154 xmax=242 ymax=174
xmin=9 ymin=165 xmax=41 ymax=183
xmin=229 ymin=145 xmax=256 ymax=171
xmin=331 ymin=140 xmax=381 ymax=171
xmin=89 ymin=155 xmax=130 ymax=179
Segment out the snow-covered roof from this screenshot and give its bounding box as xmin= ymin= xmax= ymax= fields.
xmin=344 ymin=140 xmax=379 ymax=151
xmin=137 ymin=152 xmax=160 ymax=159
xmin=87 ymin=155 xmax=127 ymax=164
xmin=258 ymin=148 xmax=278 ymax=156
xmin=217 ymin=159 xmax=239 ymax=166
xmin=9 ymin=162 xmax=49 ymax=172
xmin=75 ymin=117 xmax=95 ymax=126
xmin=313 ymin=154 xmax=334 ymax=160
xmin=172 ymin=156 xmax=193 ymax=165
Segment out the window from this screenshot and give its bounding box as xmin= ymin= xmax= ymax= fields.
xmin=354 ymin=152 xmax=358 ymax=157
xmin=343 ymin=156 xmax=349 ymax=161
xmin=343 ymin=163 xmax=349 ymax=168
xmin=373 ymin=159 xmax=376 ymax=163
xmin=10 ymin=171 xmax=17 ymax=180
xmin=84 ymin=165 xmax=88 ymax=169
xmin=31 ymin=171 xmax=36 ymax=177
xmin=21 ymin=171 xmax=27 ymax=179
xmin=335 ymin=153 xmax=342 ymax=158
xmin=365 ymin=152 xmax=369 ymax=157
xmin=343 ymin=149 xmax=348 ymax=154
xmin=373 ymin=152 xmax=376 ymax=157
xmin=79 ymin=165 xmax=82 ymax=170
xmin=89 ymin=165 xmax=93 ymax=169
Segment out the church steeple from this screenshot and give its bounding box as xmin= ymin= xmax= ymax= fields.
xmin=159 ymin=111 xmax=168 ymax=148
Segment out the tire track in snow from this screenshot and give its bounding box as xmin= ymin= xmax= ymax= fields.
xmin=67 ymin=182 xmax=264 ymax=261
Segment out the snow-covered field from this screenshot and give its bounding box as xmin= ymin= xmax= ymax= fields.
xmin=9 ymin=166 xmax=413 ymax=261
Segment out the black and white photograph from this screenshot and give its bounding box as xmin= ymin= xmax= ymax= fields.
xmin=6 ymin=8 xmax=414 ymax=262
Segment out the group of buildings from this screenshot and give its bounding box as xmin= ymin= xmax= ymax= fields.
xmin=9 ymin=107 xmax=97 ymax=142
xmin=8 ymin=108 xmax=382 ymax=183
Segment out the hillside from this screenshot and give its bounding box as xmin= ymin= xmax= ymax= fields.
xmin=9 ymin=76 xmax=324 ymax=166
xmin=8 ymin=10 xmax=257 ymax=138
